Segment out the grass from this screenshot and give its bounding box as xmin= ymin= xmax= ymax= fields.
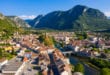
xmin=85 ymin=62 xmax=100 ymax=71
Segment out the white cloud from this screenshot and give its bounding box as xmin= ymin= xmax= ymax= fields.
xmin=104 ymin=12 xmax=110 ymax=17
xmin=18 ymin=15 xmax=36 ymax=19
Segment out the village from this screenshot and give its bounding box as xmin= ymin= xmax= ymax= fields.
xmin=0 ymin=32 xmax=110 ymax=75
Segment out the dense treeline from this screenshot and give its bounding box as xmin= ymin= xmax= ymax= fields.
xmin=90 ymin=58 xmax=110 ymax=68
xmin=90 ymin=58 xmax=110 ymax=75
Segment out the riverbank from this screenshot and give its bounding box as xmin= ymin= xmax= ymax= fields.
xmin=68 ymin=56 xmax=100 ymax=75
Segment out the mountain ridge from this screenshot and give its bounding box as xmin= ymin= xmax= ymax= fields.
xmin=0 ymin=13 xmax=19 ymax=39
xmin=7 ymin=16 xmax=30 ymax=28
xmin=28 ymin=5 xmax=110 ymax=31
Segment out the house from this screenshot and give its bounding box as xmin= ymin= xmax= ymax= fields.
xmin=73 ymin=72 xmax=83 ymax=75
xmin=53 ymin=50 xmax=72 ymax=75
xmin=61 ymin=70 xmax=69 ymax=75
xmin=65 ymin=37 xmax=70 ymax=44
xmin=0 ymin=58 xmax=8 ymax=71
xmin=74 ymin=46 xmax=80 ymax=52
xmin=2 ymin=58 xmax=25 ymax=75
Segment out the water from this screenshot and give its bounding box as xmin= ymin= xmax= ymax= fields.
xmin=69 ymin=56 xmax=100 ymax=75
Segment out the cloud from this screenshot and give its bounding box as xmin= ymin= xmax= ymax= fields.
xmin=18 ymin=15 xmax=36 ymax=19
xmin=104 ymin=12 xmax=110 ymax=17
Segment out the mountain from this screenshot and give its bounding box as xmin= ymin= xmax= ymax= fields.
xmin=7 ymin=16 xmax=30 ymax=28
xmin=25 ymin=19 xmax=32 ymax=24
xmin=108 ymin=17 xmax=110 ymax=19
xmin=27 ymin=15 xmax=43 ymax=27
xmin=0 ymin=13 xmax=18 ymax=39
xmin=29 ymin=5 xmax=110 ymax=31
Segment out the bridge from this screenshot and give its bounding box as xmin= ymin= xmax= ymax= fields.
xmin=62 ymin=51 xmax=73 ymax=56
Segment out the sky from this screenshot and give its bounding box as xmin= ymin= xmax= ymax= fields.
xmin=0 ymin=0 xmax=110 ymax=19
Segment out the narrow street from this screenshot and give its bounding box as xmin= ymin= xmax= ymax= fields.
xmin=21 ymin=61 xmax=38 ymax=75
xmin=48 ymin=54 xmax=60 ymax=75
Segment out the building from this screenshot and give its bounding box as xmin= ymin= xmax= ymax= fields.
xmin=2 ymin=58 xmax=25 ymax=75
xmin=73 ymin=72 xmax=83 ymax=75
xmin=0 ymin=58 xmax=8 ymax=71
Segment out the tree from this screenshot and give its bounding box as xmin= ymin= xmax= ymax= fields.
xmin=0 ymin=48 xmax=3 ymax=58
xmin=38 ymin=34 xmax=45 ymax=43
xmin=44 ymin=36 xmax=53 ymax=46
xmin=74 ymin=63 xmax=84 ymax=74
xmin=101 ymin=68 xmax=110 ymax=75
xmin=70 ymin=64 xmax=74 ymax=73
xmin=38 ymin=34 xmax=54 ymax=46
xmin=37 ymin=71 xmax=42 ymax=75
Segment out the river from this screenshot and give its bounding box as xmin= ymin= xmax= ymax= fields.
xmin=69 ymin=56 xmax=100 ymax=75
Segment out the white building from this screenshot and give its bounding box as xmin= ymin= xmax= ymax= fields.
xmin=73 ymin=72 xmax=83 ymax=75
xmin=74 ymin=46 xmax=80 ymax=52
xmin=61 ymin=71 xmax=69 ymax=75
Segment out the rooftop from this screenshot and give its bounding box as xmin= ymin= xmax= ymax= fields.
xmin=2 ymin=58 xmax=23 ymax=73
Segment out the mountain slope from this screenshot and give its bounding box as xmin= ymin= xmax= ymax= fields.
xmin=29 ymin=5 xmax=110 ymax=31
xmin=7 ymin=16 xmax=30 ymax=28
xmin=27 ymin=15 xmax=43 ymax=27
xmin=0 ymin=13 xmax=18 ymax=39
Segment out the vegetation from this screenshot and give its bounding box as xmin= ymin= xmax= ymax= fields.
xmin=0 ymin=48 xmax=16 ymax=60
xmin=0 ymin=17 xmax=18 ymax=39
xmin=104 ymin=49 xmax=110 ymax=53
xmin=0 ymin=48 xmax=3 ymax=59
xmin=7 ymin=16 xmax=30 ymax=28
xmin=38 ymin=34 xmax=54 ymax=46
xmin=37 ymin=71 xmax=42 ymax=75
xmin=25 ymin=49 xmax=31 ymax=52
xmin=74 ymin=63 xmax=84 ymax=74
xmin=86 ymin=62 xmax=100 ymax=70
xmin=101 ymin=68 xmax=110 ymax=75
xmin=90 ymin=58 xmax=110 ymax=69
xmin=70 ymin=64 xmax=75 ymax=73
xmin=75 ymin=32 xmax=88 ymax=40
xmin=28 ymin=5 xmax=110 ymax=31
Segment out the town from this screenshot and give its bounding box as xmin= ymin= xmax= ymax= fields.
xmin=0 ymin=31 xmax=110 ymax=75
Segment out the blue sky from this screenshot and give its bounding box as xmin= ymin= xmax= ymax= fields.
xmin=0 ymin=0 xmax=110 ymax=19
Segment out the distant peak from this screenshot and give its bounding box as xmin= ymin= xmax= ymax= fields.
xmin=74 ymin=5 xmax=87 ymax=7
xmin=34 ymin=15 xmax=43 ymax=20
xmin=68 ymin=5 xmax=88 ymax=14
xmin=72 ymin=5 xmax=88 ymax=10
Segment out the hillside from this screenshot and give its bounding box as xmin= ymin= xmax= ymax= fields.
xmin=7 ymin=16 xmax=30 ymax=28
xmin=0 ymin=13 xmax=19 ymax=39
xmin=28 ymin=5 xmax=110 ymax=31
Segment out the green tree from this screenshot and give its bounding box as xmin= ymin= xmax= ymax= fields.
xmin=70 ymin=64 xmax=74 ymax=73
xmin=0 ymin=48 xmax=3 ymax=58
xmin=37 ymin=71 xmax=42 ymax=75
xmin=101 ymin=68 xmax=110 ymax=75
xmin=38 ymin=34 xmax=54 ymax=46
xmin=83 ymin=32 xmax=88 ymax=39
xmin=38 ymin=34 xmax=45 ymax=43
xmin=44 ymin=36 xmax=53 ymax=46
xmin=74 ymin=63 xmax=84 ymax=74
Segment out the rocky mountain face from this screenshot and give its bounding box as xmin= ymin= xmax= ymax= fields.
xmin=7 ymin=16 xmax=30 ymax=28
xmin=28 ymin=5 xmax=110 ymax=31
